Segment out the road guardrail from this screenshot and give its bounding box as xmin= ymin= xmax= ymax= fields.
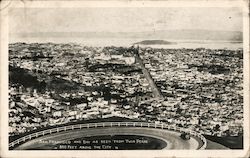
xmin=9 ymin=122 xmax=207 ymax=149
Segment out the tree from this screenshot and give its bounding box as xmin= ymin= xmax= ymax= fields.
xmin=214 ymin=124 xmax=220 ymax=131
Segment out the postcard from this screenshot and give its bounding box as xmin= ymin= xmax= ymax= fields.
xmin=0 ymin=0 xmax=249 ymax=157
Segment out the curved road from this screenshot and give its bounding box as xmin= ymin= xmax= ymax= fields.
xmin=15 ymin=127 xmax=200 ymax=150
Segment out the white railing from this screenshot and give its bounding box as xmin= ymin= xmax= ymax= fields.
xmin=9 ymin=122 xmax=207 ymax=150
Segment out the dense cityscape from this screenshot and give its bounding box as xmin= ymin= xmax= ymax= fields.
xmin=9 ymin=42 xmax=243 ymax=139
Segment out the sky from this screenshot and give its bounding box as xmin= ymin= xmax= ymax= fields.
xmin=9 ymin=7 xmax=243 ymax=34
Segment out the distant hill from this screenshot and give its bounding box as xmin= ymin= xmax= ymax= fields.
xmin=134 ymin=40 xmax=176 ymax=45
xmin=12 ymin=29 xmax=243 ymax=42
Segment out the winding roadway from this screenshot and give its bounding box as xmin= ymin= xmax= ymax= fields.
xmin=15 ymin=127 xmax=201 ymax=150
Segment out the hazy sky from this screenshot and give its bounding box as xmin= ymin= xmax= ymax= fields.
xmin=9 ymin=7 xmax=242 ymax=34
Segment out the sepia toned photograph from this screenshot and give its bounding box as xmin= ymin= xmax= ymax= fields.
xmin=1 ymin=0 xmax=249 ymax=157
